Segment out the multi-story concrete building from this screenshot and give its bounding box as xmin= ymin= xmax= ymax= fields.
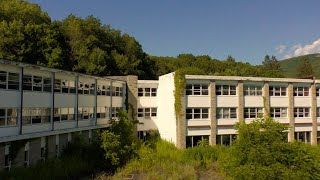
xmin=0 ymin=59 xmax=126 ymax=170
xmin=1 ymin=59 xmax=320 ymax=169
xmin=135 ymin=73 xmax=320 ymax=149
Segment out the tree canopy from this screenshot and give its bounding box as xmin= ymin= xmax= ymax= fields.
xmin=0 ymin=0 xmax=286 ymax=79
xmin=296 ymin=58 xmax=314 ymax=78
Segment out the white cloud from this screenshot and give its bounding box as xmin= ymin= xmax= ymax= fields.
xmin=275 ymin=45 xmax=286 ymax=54
xmin=283 ymin=38 xmax=320 ymax=59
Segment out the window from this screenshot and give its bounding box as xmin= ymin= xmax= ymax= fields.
xmin=317 ymin=108 xmax=320 ymax=117
xmin=55 ymin=79 xmax=61 ymax=93
xmin=317 ymin=87 xmax=320 ymax=97
xmin=269 ymin=86 xmax=286 ymax=96
xmin=21 ymin=108 xmax=50 ymax=125
xmin=61 ymin=80 xmax=69 ymax=93
xmin=294 ymin=108 xmax=310 ymax=118
xmin=90 ymin=83 xmax=95 ymax=95
xmin=217 ymin=108 xmax=237 ymax=119
xmin=244 ymin=108 xmax=263 ymax=119
xmin=43 ymin=78 xmax=51 ymax=92
xmin=294 ymin=131 xmax=311 ymax=144
xmin=78 ymin=107 xmax=94 ymax=120
xmin=294 ymin=87 xmax=309 ymax=96
xmin=216 ymin=85 xmax=236 ymax=95
xmin=216 ymin=134 xmax=237 ymax=146
xmin=138 ymin=88 xmax=143 ymax=96
xmin=4 ymin=154 xmax=11 ymax=171
xmin=244 ymin=86 xmax=262 ymax=96
xmin=138 ymin=88 xmax=157 ymax=97
xmin=137 ymin=108 xmax=157 ymax=118
xmin=186 ymin=135 xmax=209 ymax=148
xmin=0 ymin=71 xmax=7 ymax=89
xmin=0 ymin=108 xmax=18 ymax=126
xmin=23 ymin=75 xmax=32 ymax=91
xmin=8 ymin=73 xmax=19 ymax=90
xmin=186 ymin=84 xmax=209 ymax=95
xmin=33 ymin=76 xmax=42 ymax=91
xmin=112 ymin=86 xmax=123 ymax=96
xmin=69 ymin=81 xmax=76 ymax=94
xmin=97 ymin=107 xmax=108 ymax=119
xmin=270 ymin=108 xmax=287 ymax=118
xmin=83 ymin=83 xmax=90 ymax=94
xmin=186 ymin=108 xmax=209 ymax=119
xmin=112 ymin=107 xmax=122 ymax=118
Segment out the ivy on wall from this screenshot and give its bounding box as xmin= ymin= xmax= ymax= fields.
xmin=173 ymin=67 xmax=205 ymax=120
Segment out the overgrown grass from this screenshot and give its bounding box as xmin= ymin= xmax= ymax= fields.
xmin=107 ymin=140 xmax=225 ymax=180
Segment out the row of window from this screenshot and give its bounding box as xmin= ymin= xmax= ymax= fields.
xmin=4 ymin=106 xmax=123 ymax=126
xmin=138 ymin=88 xmax=157 ymax=97
xmin=185 ymin=84 xmax=318 ymax=97
xmin=186 ymin=108 xmax=209 ymax=119
xmin=22 ymin=108 xmax=51 ymax=125
xmin=186 ymin=84 xmax=209 ymax=95
xmin=138 ymin=108 xmax=157 ymax=117
xmin=185 ymin=107 xmax=320 ymax=119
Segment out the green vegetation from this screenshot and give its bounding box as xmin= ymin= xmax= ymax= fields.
xmin=280 ymin=53 xmax=320 ymax=78
xmin=107 ymin=117 xmax=320 ymax=180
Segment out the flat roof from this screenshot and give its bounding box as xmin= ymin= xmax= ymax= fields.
xmin=0 ymin=59 xmax=126 ymax=83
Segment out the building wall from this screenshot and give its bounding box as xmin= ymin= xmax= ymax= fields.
xmin=156 ymin=73 xmax=177 ymax=145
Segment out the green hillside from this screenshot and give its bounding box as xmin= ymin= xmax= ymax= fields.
xmin=280 ymin=53 xmax=320 ymax=78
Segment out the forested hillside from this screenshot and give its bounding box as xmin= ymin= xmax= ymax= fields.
xmin=0 ymin=0 xmax=290 ymax=80
xmin=280 ymin=54 xmax=320 ymax=78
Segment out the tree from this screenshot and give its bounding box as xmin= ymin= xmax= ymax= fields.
xmin=100 ymin=111 xmax=140 ymax=167
xmin=261 ymin=55 xmax=284 ymax=78
xmin=0 ymin=0 xmax=64 ymax=68
xmin=226 ymin=55 xmax=235 ymax=63
xmin=218 ymin=117 xmax=320 ymax=179
xmin=296 ymin=59 xmax=314 ymax=78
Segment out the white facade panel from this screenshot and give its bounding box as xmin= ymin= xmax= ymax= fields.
xmin=0 ymin=127 xmax=19 ymax=137
xmin=217 ymin=119 xmax=238 ymax=125
xmin=97 ymin=96 xmax=111 ymax=107
xmin=294 ymin=97 xmax=311 ymax=107
xmin=0 ymin=90 xmax=20 ymax=107
xmin=137 ymin=117 xmax=158 ymax=131
xmin=295 ymin=126 xmax=312 ymax=132
xmin=22 ymin=124 xmax=51 ymax=134
xmin=55 ymin=94 xmax=75 ymax=107
xmin=186 ymin=96 xmax=210 ymax=108
xmin=295 ymin=118 xmax=312 ymax=124
xmin=216 ymin=96 xmax=238 ymax=107
xmin=138 ymin=97 xmax=157 ymax=108
xmin=270 ymin=97 xmax=289 ymax=107
xmin=23 ymin=92 xmax=51 ymax=107
xmin=187 ymin=119 xmax=210 ymax=127
xmin=112 ymin=97 xmax=123 ymax=107
xmin=244 ymin=96 xmax=264 ymax=107
xmin=217 ymin=128 xmax=237 ymax=135
xmin=97 ymin=118 xmax=109 ymax=125
xmin=157 ymin=73 xmax=177 ymax=144
xmin=187 ymin=128 xmax=210 ymax=136
xmin=274 ymin=118 xmax=289 ymax=124
xmin=54 ymin=121 xmax=76 ymax=130
xmin=78 ymin=120 xmax=94 ymax=127
xmin=79 ymin=95 xmax=95 ymax=107
xmin=317 ymin=97 xmax=320 ymax=107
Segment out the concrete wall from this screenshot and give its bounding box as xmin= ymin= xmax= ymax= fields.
xmin=157 ymin=73 xmax=177 ymax=145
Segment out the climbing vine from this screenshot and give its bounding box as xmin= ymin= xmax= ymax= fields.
xmin=174 ymin=67 xmax=205 ymax=120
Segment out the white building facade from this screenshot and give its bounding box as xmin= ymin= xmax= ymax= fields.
xmin=136 ymin=73 xmax=320 ymax=149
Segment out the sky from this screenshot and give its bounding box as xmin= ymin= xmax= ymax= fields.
xmin=28 ymin=0 xmax=320 ymax=64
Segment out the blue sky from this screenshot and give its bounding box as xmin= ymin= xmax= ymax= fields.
xmin=29 ymin=0 xmax=320 ymax=64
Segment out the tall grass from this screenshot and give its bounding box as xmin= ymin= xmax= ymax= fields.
xmin=110 ymin=140 xmax=224 ymax=180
